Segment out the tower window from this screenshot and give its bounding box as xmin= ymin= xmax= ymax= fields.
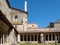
xmin=14 ymin=15 xmax=18 ymax=19
xmin=13 ymin=15 xmax=18 ymax=22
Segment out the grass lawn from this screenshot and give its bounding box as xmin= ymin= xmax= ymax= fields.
xmin=19 ymin=43 xmax=60 ymax=45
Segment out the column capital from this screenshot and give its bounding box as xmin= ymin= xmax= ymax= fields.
xmin=41 ymin=33 xmax=43 ymax=36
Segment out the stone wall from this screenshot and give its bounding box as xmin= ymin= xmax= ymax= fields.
xmin=0 ymin=0 xmax=11 ymax=21
xmin=8 ymin=29 xmax=17 ymax=45
xmin=10 ymin=9 xmax=27 ymax=24
xmin=54 ymin=23 xmax=60 ymax=28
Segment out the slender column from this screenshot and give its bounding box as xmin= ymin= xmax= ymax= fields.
xmin=20 ymin=36 xmax=21 ymax=41
xmin=45 ymin=34 xmax=46 ymax=41
xmin=59 ymin=34 xmax=60 ymax=40
xmin=33 ymin=34 xmax=35 ymax=41
xmin=17 ymin=34 xmax=20 ymax=42
xmin=23 ymin=34 xmax=24 ymax=41
xmin=48 ymin=34 xmax=49 ymax=41
xmin=37 ymin=34 xmax=38 ymax=41
xmin=6 ymin=34 xmax=8 ymax=43
xmin=58 ymin=34 xmax=59 ymax=40
xmin=3 ymin=34 xmax=4 ymax=44
xmin=26 ymin=34 xmax=27 ymax=41
xmin=39 ymin=34 xmax=41 ymax=41
xmin=55 ymin=34 xmax=57 ymax=45
xmin=44 ymin=34 xmax=45 ymax=42
xmin=51 ymin=34 xmax=53 ymax=41
xmin=40 ymin=33 xmax=44 ymax=43
xmin=55 ymin=34 xmax=57 ymax=40
xmin=1 ymin=36 xmax=2 ymax=45
xmin=30 ymin=34 xmax=31 ymax=41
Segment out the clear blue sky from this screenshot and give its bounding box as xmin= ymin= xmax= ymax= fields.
xmin=9 ymin=0 xmax=60 ymax=28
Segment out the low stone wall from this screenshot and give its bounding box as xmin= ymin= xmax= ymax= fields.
xmin=20 ymin=41 xmax=38 ymax=44
xmin=4 ymin=43 xmax=9 ymax=45
xmin=45 ymin=41 xmax=55 ymax=43
xmin=19 ymin=41 xmax=58 ymax=44
xmin=0 ymin=43 xmax=9 ymax=45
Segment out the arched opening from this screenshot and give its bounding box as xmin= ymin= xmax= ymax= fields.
xmin=13 ymin=15 xmax=18 ymax=22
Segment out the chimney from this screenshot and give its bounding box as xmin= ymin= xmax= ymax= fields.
xmin=24 ymin=0 xmax=27 ymax=11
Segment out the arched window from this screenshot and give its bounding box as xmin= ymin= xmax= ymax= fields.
xmin=13 ymin=15 xmax=18 ymax=22
xmin=14 ymin=15 xmax=18 ymax=19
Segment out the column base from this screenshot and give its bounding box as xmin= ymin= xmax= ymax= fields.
xmin=0 ymin=44 xmax=3 ymax=45
xmin=4 ymin=43 xmax=9 ymax=45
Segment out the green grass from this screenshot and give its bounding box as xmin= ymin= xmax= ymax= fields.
xmin=19 ymin=43 xmax=60 ymax=45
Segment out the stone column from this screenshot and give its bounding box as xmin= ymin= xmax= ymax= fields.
xmin=6 ymin=34 xmax=8 ymax=43
xmin=51 ymin=34 xmax=53 ymax=41
xmin=40 ymin=33 xmax=44 ymax=43
xmin=55 ymin=34 xmax=57 ymax=40
xmin=44 ymin=34 xmax=45 ymax=42
xmin=33 ymin=34 xmax=35 ymax=41
xmin=26 ymin=34 xmax=28 ymax=41
xmin=3 ymin=34 xmax=4 ymax=44
xmin=20 ymin=34 xmax=21 ymax=41
xmin=30 ymin=34 xmax=31 ymax=41
xmin=1 ymin=36 xmax=2 ymax=45
xmin=58 ymin=34 xmax=59 ymax=40
xmin=23 ymin=34 xmax=24 ymax=41
xmin=55 ymin=34 xmax=57 ymax=45
xmin=17 ymin=34 xmax=20 ymax=42
xmin=48 ymin=34 xmax=49 ymax=41
xmin=37 ymin=34 xmax=38 ymax=41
